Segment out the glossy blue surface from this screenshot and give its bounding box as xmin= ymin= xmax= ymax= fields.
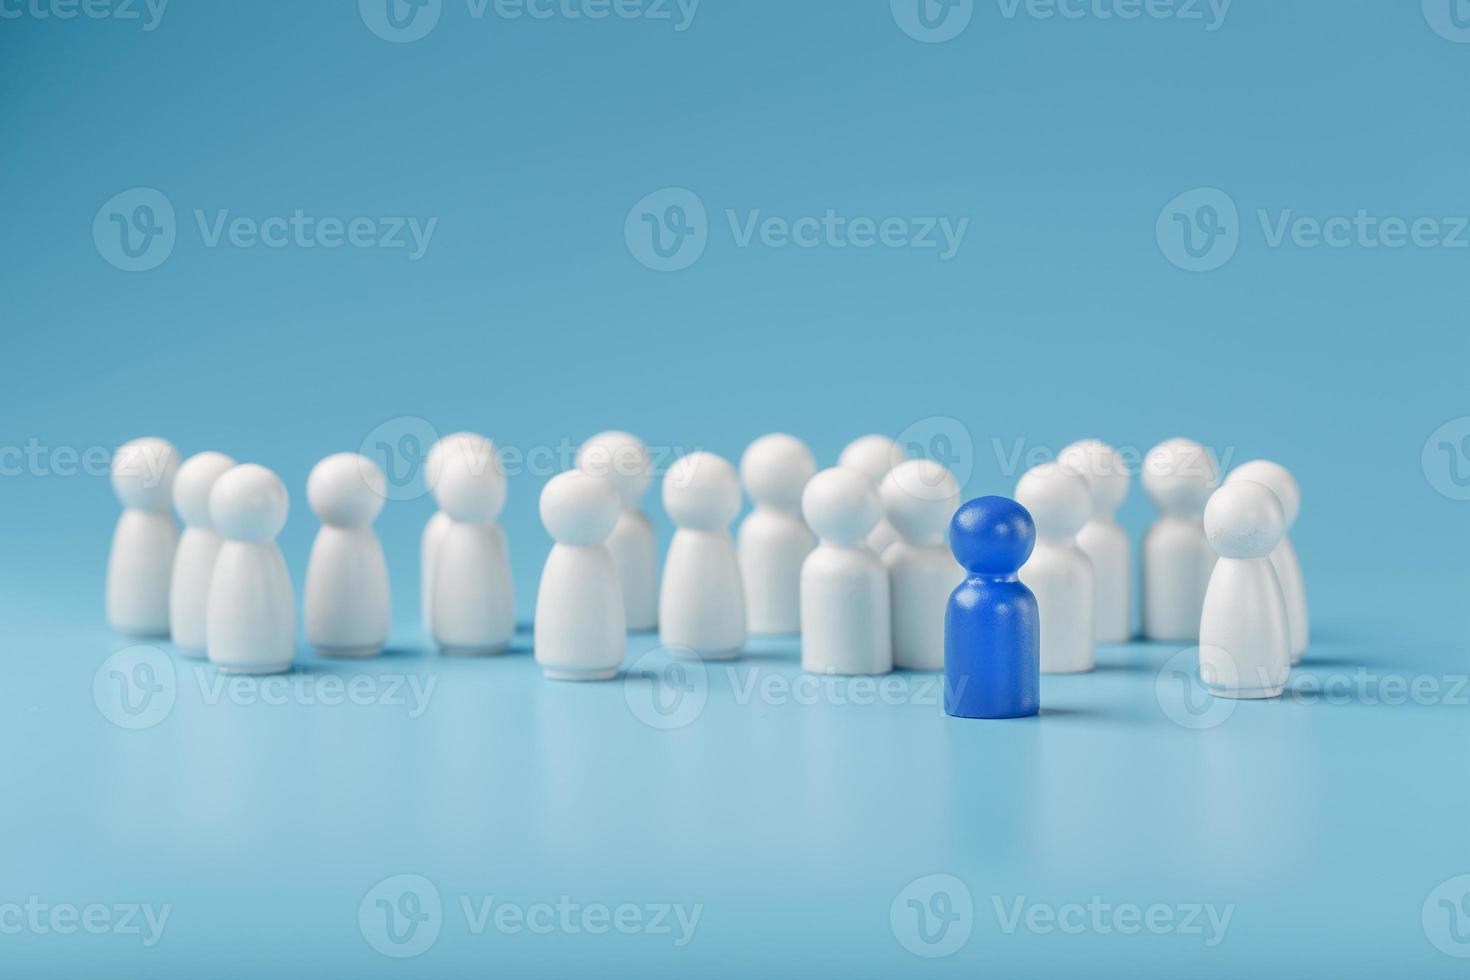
xmin=3 ymin=2 xmax=1469 ymax=976
xmin=945 ymin=496 xmax=1041 ymax=719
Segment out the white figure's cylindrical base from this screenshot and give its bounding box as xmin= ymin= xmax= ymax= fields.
xmin=1077 ymin=518 xmax=1131 ymax=645
xmin=1204 ymin=681 xmax=1286 ymax=700
xmin=1198 ymin=557 xmax=1292 ymax=702
xmin=886 ymin=542 xmax=960 ymax=672
xmin=1142 ymin=518 xmax=1216 ymax=643
xmin=607 ymin=510 xmax=659 ymax=633
xmin=304 ymin=526 xmax=391 ymax=658
xmin=1271 ymin=536 xmax=1309 ymax=665
xmin=115 ymin=625 xmax=171 ymax=639
xmin=439 ymin=643 xmax=510 ymax=656
xmin=738 ymin=508 xmax=815 ymax=638
xmin=542 ymin=667 xmax=619 ymax=682
xmin=1021 ymin=541 xmax=1096 ymax=676
xmin=659 ymin=528 xmax=746 ymax=660
xmin=171 ymin=526 xmax=224 ymax=654
xmin=432 ymin=522 xmax=515 ymax=656
xmin=800 ymin=544 xmax=893 ymax=677
xmin=534 ymin=542 xmax=625 ymax=681
xmin=206 ymin=540 xmax=296 ymax=677
xmin=316 ymin=644 xmax=384 ymax=658
xmin=176 ymin=645 xmax=208 ymax=660
xmin=215 ymin=662 xmax=293 ymax=675
xmin=668 ymin=647 xmax=740 ymax=661
xmin=108 ymin=509 xmax=179 ymax=638
xmin=421 ymin=510 xmax=452 ymax=638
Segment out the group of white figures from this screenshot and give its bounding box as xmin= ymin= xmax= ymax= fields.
xmin=105 ymin=430 xmax=1308 ymax=700
xmin=1017 ymin=440 xmax=1311 ymax=699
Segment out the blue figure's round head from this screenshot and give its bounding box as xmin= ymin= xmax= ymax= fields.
xmin=949 ymin=495 xmax=1035 ymax=575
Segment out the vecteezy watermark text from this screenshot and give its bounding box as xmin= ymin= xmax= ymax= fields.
xmin=359 ymin=0 xmax=700 ymax=43
xmin=0 ymin=898 xmax=171 ymax=947
xmin=891 ymin=0 xmax=1231 ymax=44
xmin=0 ymin=440 xmax=115 ymax=479
xmin=622 ymin=647 xmax=964 ymax=730
xmin=995 ymin=0 xmax=1230 ymax=29
xmin=991 ymin=895 xmax=1234 ymax=946
xmin=990 ymin=436 xmax=1235 ymax=479
xmin=727 ymin=669 xmax=951 ymax=709
xmin=358 ymin=874 xmax=702 ymax=958
xmin=888 ymin=874 xmax=1235 ymax=958
xmin=359 ymin=415 xmax=711 ymax=501
xmin=93 ymin=647 xmax=439 ymax=730
xmin=1156 ymin=648 xmax=1470 ymax=731
xmin=459 ymin=895 xmax=701 ymax=945
xmin=0 ymin=0 xmax=168 ymax=30
xmin=193 ymin=210 xmax=436 ymax=259
xmin=93 ymin=187 xmax=436 ymax=272
xmin=726 ymin=210 xmax=968 ymax=260
xmin=1157 ymin=187 xmax=1470 ymax=273
xmin=195 ymin=670 xmax=437 ymax=718
xmin=625 ymin=188 xmax=969 ymax=272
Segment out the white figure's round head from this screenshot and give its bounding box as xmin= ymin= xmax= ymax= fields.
xmin=881 ymin=460 xmax=960 ymax=545
xmin=1142 ymin=437 xmax=1219 ymax=517
xmin=803 ymin=466 xmax=882 ymax=546
xmin=209 ymin=464 xmax=289 ymax=542
xmin=1204 ymin=480 xmax=1284 ymax=559
xmin=740 ymin=433 xmax=817 ymax=513
xmin=173 ymin=451 xmax=236 ymax=528
xmin=431 ymin=447 xmax=507 ymax=525
xmin=1226 ymin=459 xmax=1299 ymax=529
xmin=111 ymin=437 xmax=180 ymax=512
xmin=662 ymin=452 xmax=740 ymax=531
xmin=838 ymin=434 xmax=907 ymax=484
xmin=425 ymin=431 xmax=495 ymax=493
xmin=541 ymin=470 xmax=620 ymax=546
xmin=307 ymin=452 xmax=386 ymax=528
xmin=576 ymin=430 xmax=651 ymax=510
xmin=1014 ymin=462 xmax=1091 ymax=540
xmin=1059 ymin=438 xmax=1130 ymax=518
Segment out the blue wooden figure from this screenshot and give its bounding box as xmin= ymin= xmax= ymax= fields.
xmin=945 ymin=496 xmax=1041 ymax=719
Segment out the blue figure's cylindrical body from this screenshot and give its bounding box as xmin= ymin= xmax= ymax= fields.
xmin=944 ymin=496 xmax=1041 ymax=719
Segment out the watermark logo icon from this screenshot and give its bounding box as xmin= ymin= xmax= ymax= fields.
xmin=625 ymin=188 xmax=707 ymax=272
xmin=891 ymin=0 xmax=974 ymax=43
xmin=1155 ymin=647 xmax=1238 ymax=730
xmin=1157 ymin=187 xmax=1239 ymax=273
xmin=359 ymin=416 xmax=442 ymax=501
xmin=623 ymin=647 xmax=708 ymax=730
xmin=893 ymin=416 xmax=974 ymax=498
xmin=360 ymin=874 xmax=443 ymax=958
xmin=1424 ymin=0 xmax=1470 ymax=43
xmin=890 ymin=873 xmax=974 ymax=958
xmin=360 ymin=0 xmax=441 ymax=42
xmin=93 ymin=645 xmax=177 ymax=730
xmin=93 ymin=188 xmax=176 ymax=272
xmin=1422 ymin=417 xmax=1470 ymax=501
xmin=1422 ymin=874 xmax=1470 ymax=958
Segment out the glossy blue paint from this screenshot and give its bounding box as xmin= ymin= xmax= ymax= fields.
xmin=945 ymin=496 xmax=1041 ymax=720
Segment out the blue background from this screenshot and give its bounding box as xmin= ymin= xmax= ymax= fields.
xmin=2 ymin=1 xmax=1467 ymax=976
